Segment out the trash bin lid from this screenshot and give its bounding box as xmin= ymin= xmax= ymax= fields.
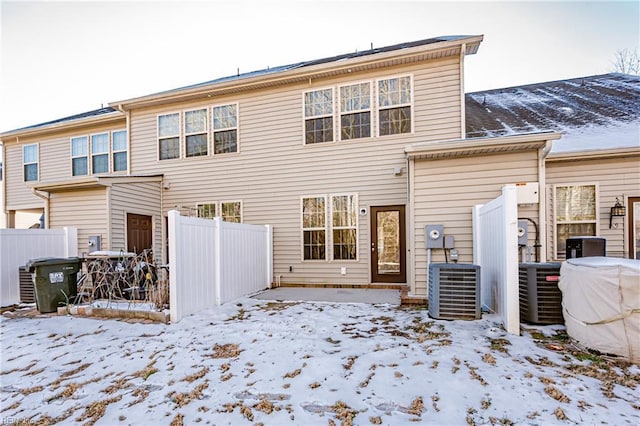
xmin=26 ymin=257 xmax=81 ymax=268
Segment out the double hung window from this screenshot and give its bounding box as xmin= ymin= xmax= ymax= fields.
xmin=158 ymin=113 xmax=180 ymax=160
xmin=23 ymin=144 xmax=38 ymax=182
xmin=304 ymin=89 xmax=334 ymax=144
xmin=91 ymin=133 xmax=109 ymax=174
xmin=554 ymin=184 xmax=598 ymax=258
xmin=302 ymin=194 xmax=357 ymax=261
xmin=185 ymin=109 xmax=208 ymax=157
xmin=112 ymin=130 xmax=128 ymax=172
xmin=213 ymin=104 xmax=238 ymax=154
xmin=340 ymin=82 xmax=371 ymax=140
xmin=71 ymin=136 xmax=89 ymax=176
xmin=197 ymin=201 xmax=242 ymax=223
xmin=378 ymin=76 xmax=412 ymax=136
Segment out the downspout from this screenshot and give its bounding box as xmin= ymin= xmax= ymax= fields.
xmin=459 ymin=43 xmax=467 ymax=139
xmin=407 ymin=155 xmax=416 ymax=296
xmin=31 ymin=188 xmax=50 ymax=229
xmin=538 ymin=140 xmax=553 ymax=263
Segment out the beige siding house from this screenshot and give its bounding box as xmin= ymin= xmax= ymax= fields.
xmin=2 ymin=38 xmax=637 ymax=300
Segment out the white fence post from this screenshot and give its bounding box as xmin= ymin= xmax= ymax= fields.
xmin=214 ymin=217 xmax=222 ymax=306
xmin=168 ymin=210 xmax=180 ymax=323
xmin=266 ymin=225 xmax=273 ymax=289
xmin=64 ymin=227 xmax=78 ymax=258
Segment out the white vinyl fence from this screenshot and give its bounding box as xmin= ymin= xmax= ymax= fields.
xmin=0 ymin=228 xmax=78 ymax=306
xmin=168 ymin=210 xmax=273 ymax=323
xmin=472 ymin=185 xmax=520 ymax=335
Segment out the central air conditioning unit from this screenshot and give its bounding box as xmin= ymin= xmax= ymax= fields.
xmin=19 ymin=266 xmax=35 ymax=303
xmin=519 ymin=262 xmax=563 ymax=324
xmin=428 ymin=263 xmax=481 ymax=320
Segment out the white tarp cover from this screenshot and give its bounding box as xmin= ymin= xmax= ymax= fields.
xmin=559 ymin=257 xmax=640 ymax=362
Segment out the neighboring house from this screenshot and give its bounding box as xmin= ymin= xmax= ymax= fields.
xmin=465 ymin=73 xmax=640 ymax=261
xmin=1 ymin=36 xmax=638 ymax=299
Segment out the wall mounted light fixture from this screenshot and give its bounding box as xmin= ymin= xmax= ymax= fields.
xmin=609 ymin=197 xmax=626 ymax=228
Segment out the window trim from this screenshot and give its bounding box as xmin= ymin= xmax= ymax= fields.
xmin=184 ymin=108 xmax=209 ymax=158
xmin=302 ymin=86 xmax=335 ymax=145
xmin=221 ymin=200 xmax=243 ymax=223
xmin=70 ymin=135 xmax=89 ymax=176
xmin=196 ymin=202 xmax=217 ymax=219
xmin=90 ymin=131 xmax=110 ymax=174
xmin=376 ymin=74 xmax=414 ymax=137
xmin=212 ymin=102 xmax=240 ymax=155
xmin=22 ymin=143 xmax=39 ymax=182
xmin=111 ymin=129 xmax=128 ymax=172
xmin=300 ymin=193 xmax=359 ymax=262
xmin=552 ymin=183 xmax=600 ymax=259
xmin=157 ymin=111 xmax=182 ymax=161
xmin=338 ymin=80 xmax=373 ymax=142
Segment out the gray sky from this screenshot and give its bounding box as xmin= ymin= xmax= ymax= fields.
xmin=1 ymin=0 xmax=638 ymax=132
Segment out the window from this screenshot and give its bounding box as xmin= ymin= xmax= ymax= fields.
xmin=213 ymin=104 xmax=238 ymax=154
xmin=112 ymin=130 xmax=127 ymax=172
xmin=71 ymin=136 xmax=88 ymax=176
xmin=378 ymin=76 xmax=412 ymax=136
xmin=221 ymin=201 xmax=242 ymax=223
xmin=302 ymin=194 xmax=358 ymax=261
xmin=302 ymin=197 xmax=327 ymax=260
xmin=91 ymin=133 xmax=109 ymax=174
xmin=332 ymin=195 xmax=357 ymax=260
xmin=23 ymin=144 xmax=38 ymax=182
xmin=340 ymin=82 xmax=371 ymax=140
xmin=304 ymin=88 xmax=333 ymax=144
xmin=554 ymin=184 xmax=597 ymax=257
xmin=185 ymin=109 xmax=208 ymax=157
xmin=197 ymin=203 xmax=216 ymax=219
xmin=158 ymin=113 xmax=180 ymax=160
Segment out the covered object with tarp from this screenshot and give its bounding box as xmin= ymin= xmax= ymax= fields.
xmin=559 ymin=257 xmax=640 ymax=363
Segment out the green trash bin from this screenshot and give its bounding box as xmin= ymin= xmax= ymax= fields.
xmin=26 ymin=257 xmax=82 ymax=313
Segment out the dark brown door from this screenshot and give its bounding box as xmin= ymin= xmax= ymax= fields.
xmin=629 ymin=197 xmax=640 ymax=260
xmin=127 ymin=213 xmax=152 ymax=254
xmin=371 ymin=205 xmax=406 ymax=283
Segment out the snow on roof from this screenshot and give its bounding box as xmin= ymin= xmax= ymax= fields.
xmin=465 ymin=73 xmax=640 ymax=153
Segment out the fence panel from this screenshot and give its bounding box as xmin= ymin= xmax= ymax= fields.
xmin=0 ymin=228 xmax=78 ymax=306
xmin=169 ymin=211 xmax=273 ymax=323
xmin=219 ymin=221 xmax=273 ymax=305
xmin=473 ymin=185 xmax=520 ymax=335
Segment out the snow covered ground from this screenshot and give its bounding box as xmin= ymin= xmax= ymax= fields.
xmin=1 ymin=297 xmax=638 ymax=425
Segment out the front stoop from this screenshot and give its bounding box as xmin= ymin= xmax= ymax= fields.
xmin=57 ymin=305 xmax=169 ymax=323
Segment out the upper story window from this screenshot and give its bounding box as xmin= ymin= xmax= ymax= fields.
xmin=91 ymin=133 xmax=109 ymax=174
xmin=304 ymin=88 xmax=334 ymax=144
xmin=71 ymin=130 xmax=128 ymax=176
xmin=213 ymin=104 xmax=238 ymax=154
xmin=221 ymin=201 xmax=242 ymax=223
xmin=158 ymin=113 xmax=180 ymax=160
xmin=71 ymin=136 xmax=88 ymax=176
xmin=112 ymin=130 xmax=128 ymax=172
xmin=185 ymin=109 xmax=208 ymax=157
xmin=340 ymin=82 xmax=371 ymax=140
xmin=196 ymin=201 xmax=242 ymax=223
xmin=378 ymin=76 xmax=412 ymax=136
xmin=554 ymin=184 xmax=598 ymax=258
xmin=197 ymin=203 xmax=216 ymax=219
xmin=23 ymin=144 xmax=38 ymax=182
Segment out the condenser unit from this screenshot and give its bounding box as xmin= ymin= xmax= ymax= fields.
xmin=519 ymin=262 xmax=562 ymax=324
xmin=428 ymin=263 xmax=481 ymax=320
xmin=19 ymin=266 xmax=35 ymax=303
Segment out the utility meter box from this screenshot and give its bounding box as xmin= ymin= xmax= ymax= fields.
xmin=425 ymin=225 xmax=444 ymax=249
xmin=516 ymin=182 xmax=539 ymax=204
